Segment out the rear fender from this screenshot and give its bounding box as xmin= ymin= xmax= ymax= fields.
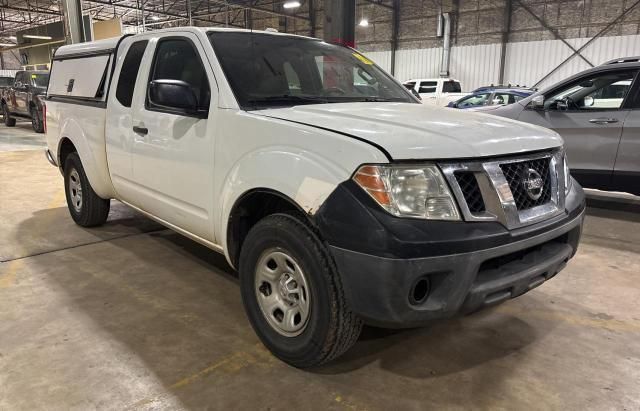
xmin=58 ymin=117 xmax=116 ymax=199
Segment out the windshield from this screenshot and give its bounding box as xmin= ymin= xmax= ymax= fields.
xmin=208 ymin=31 xmax=415 ymax=109
xmin=31 ymin=73 xmax=49 ymax=88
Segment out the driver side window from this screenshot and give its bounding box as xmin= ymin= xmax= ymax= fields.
xmin=546 ymin=70 xmax=637 ymax=111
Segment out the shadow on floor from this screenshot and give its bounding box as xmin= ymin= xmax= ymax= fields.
xmin=18 ymin=203 xmax=561 ymax=408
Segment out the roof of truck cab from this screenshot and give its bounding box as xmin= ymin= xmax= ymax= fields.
xmin=53 ymin=27 xmax=320 ymax=58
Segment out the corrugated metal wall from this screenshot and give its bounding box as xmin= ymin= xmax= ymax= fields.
xmin=363 ymin=34 xmax=640 ymax=91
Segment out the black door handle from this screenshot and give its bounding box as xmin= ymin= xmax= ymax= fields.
xmin=133 ymin=126 xmax=148 ymax=135
xmin=589 ymin=118 xmax=618 ymax=125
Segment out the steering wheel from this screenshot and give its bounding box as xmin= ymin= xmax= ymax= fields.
xmin=324 ymin=87 xmax=346 ymax=96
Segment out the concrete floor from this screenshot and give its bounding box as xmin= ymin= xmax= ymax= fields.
xmin=1 ymin=127 xmax=639 ymax=410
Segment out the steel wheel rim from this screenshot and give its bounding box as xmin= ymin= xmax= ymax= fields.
xmin=68 ymin=168 xmax=83 ymax=212
xmin=255 ymin=248 xmax=311 ymax=337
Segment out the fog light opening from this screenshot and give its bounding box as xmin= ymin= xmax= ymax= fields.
xmin=409 ymin=277 xmax=431 ymax=305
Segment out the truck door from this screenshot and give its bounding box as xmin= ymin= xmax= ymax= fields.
xmin=129 ymin=33 xmax=217 ymax=242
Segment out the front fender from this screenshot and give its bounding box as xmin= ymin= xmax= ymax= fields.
xmin=217 ymin=147 xmax=359 ymax=260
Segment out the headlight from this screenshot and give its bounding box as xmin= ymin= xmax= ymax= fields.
xmin=353 ymin=164 xmax=460 ymax=220
xmin=563 ymin=153 xmax=572 ymax=194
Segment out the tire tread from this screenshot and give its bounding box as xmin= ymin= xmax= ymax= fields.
xmin=64 ymin=152 xmax=110 ymax=227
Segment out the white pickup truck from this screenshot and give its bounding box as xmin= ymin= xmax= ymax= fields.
xmin=403 ymin=77 xmax=466 ymax=106
xmin=45 ymin=28 xmax=585 ymax=368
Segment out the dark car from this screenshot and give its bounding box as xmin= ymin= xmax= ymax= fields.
xmin=447 ymin=87 xmax=534 ymax=109
xmin=1 ymin=70 xmax=50 ymax=133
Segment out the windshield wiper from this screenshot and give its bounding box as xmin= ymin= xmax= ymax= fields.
xmin=358 ymin=97 xmax=405 ymax=102
xmin=246 ymin=95 xmax=329 ymax=107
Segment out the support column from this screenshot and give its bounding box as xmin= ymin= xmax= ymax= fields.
xmin=323 ymin=0 xmax=355 ymax=47
xmin=498 ymin=0 xmax=512 ymax=84
xmin=390 ymin=0 xmax=399 ymax=75
xmin=61 ymin=0 xmax=85 ymax=43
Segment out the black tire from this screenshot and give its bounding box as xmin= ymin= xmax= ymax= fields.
xmin=239 ymin=213 xmax=362 ymax=368
xmin=63 ymin=152 xmax=110 ymax=227
xmin=31 ymin=107 xmax=44 ymax=133
xmin=3 ymin=104 xmax=15 ymax=127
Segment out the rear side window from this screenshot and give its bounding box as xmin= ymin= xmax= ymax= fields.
xmin=419 ymin=81 xmax=437 ymax=93
xmin=443 ymin=81 xmax=461 ymax=93
xmin=116 ymin=40 xmax=148 ymax=107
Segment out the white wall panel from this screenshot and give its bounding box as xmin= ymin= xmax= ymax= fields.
xmin=363 ymin=50 xmax=392 ymax=72
xmin=363 ymin=34 xmax=640 ymax=91
xmin=450 ymin=43 xmax=501 ymax=91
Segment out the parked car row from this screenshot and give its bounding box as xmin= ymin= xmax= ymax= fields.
xmin=0 ymin=70 xmax=50 ymax=133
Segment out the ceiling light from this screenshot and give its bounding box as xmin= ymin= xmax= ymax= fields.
xmin=283 ymin=1 xmax=301 ymax=9
xmin=9 ymin=36 xmax=16 ymax=40
xmin=0 ymin=43 xmax=15 ymax=47
xmin=23 ymin=34 xmax=52 ymax=40
xmin=358 ymin=18 xmax=369 ymax=27
xmin=151 ymin=15 xmax=160 ymax=21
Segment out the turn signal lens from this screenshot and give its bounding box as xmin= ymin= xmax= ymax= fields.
xmin=353 ymin=166 xmax=391 ymax=206
xmin=353 ymin=164 xmax=460 ymax=220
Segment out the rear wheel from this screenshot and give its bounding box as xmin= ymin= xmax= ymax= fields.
xmin=64 ymin=152 xmax=110 ymax=227
xmin=239 ymin=213 xmax=362 ymax=368
xmin=3 ymin=104 xmax=15 ymax=127
xmin=31 ymin=107 xmax=44 ymax=133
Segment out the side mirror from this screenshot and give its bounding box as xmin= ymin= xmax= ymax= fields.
xmin=148 ymin=79 xmax=204 ymax=116
xmin=530 ymin=94 xmax=544 ymax=110
xmin=583 ymin=96 xmax=594 ymax=107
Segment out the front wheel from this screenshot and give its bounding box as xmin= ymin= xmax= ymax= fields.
xmin=64 ymin=152 xmax=110 ymax=227
xmin=239 ymin=213 xmax=362 ymax=368
xmin=31 ymin=108 xmax=44 ymax=133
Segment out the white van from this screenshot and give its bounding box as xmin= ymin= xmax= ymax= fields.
xmin=44 ymin=28 xmax=585 ymax=367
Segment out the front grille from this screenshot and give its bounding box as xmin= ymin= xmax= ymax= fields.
xmin=499 ymin=157 xmax=552 ymax=210
xmin=454 ymin=171 xmax=485 ymax=213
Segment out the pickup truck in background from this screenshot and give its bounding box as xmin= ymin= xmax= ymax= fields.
xmin=1 ymin=70 xmax=50 ymax=132
xmin=403 ymin=78 xmax=466 ymax=106
xmin=45 ymin=28 xmax=585 ymax=368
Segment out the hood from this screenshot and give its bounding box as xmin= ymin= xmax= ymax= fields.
xmin=255 ymin=102 xmax=562 ymax=160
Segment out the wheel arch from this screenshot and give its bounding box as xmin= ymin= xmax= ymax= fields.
xmin=226 ymin=188 xmax=313 ymax=269
xmin=57 ymin=137 xmax=77 ymax=171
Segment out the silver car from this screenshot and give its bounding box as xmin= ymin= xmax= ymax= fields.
xmin=482 ymin=57 xmax=640 ymax=196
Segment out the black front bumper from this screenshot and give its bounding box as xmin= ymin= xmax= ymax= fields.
xmin=316 ymin=180 xmax=585 ymax=328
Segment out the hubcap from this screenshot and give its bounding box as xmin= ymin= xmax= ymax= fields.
xmin=68 ymin=168 xmax=83 ymax=212
xmin=255 ymin=249 xmax=311 ymax=337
